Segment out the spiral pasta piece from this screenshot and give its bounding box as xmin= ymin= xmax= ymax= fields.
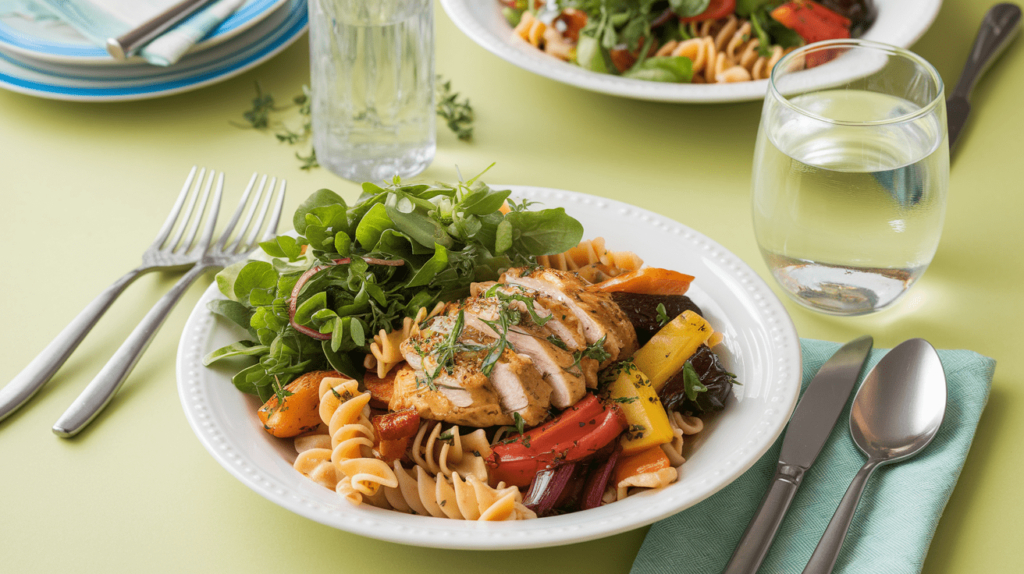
xmin=538 ymin=237 xmax=643 ymax=283
xmin=292 ymin=376 xmax=398 ymax=505
xmin=674 ymin=16 xmax=797 ymax=84
xmin=410 ymin=421 xmax=491 ymax=483
xmin=385 ymin=465 xmax=535 ymax=521
xmin=513 ymin=11 xmax=546 ymax=48
xmin=365 ymin=304 xmax=444 ymax=378
xmin=661 ymin=411 xmax=705 ymax=466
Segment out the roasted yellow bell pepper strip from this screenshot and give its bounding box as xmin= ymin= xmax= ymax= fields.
xmin=631 ymin=310 xmax=713 ymax=392
xmin=601 ymin=362 xmax=674 ymax=456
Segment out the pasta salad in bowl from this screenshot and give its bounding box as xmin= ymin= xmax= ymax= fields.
xmin=440 ymin=0 xmax=942 ymax=102
xmin=177 ymin=172 xmax=802 ymax=548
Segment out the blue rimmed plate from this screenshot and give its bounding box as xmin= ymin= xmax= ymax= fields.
xmin=0 ymin=0 xmax=287 ymax=65
xmin=0 ymin=0 xmax=305 ymax=101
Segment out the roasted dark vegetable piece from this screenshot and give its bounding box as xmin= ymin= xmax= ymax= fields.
xmin=609 ymin=292 xmax=703 ymax=346
xmin=819 ymin=0 xmax=877 ymax=36
xmin=658 ymin=345 xmax=736 ymax=414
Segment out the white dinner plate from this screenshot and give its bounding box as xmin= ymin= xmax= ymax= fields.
xmin=440 ymin=0 xmax=943 ymax=103
xmin=0 ymin=0 xmax=306 ymax=101
xmin=176 ymin=186 xmax=802 ymax=549
xmin=0 ymin=0 xmax=287 ymax=65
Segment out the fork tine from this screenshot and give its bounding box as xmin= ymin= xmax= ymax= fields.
xmin=166 ymin=167 xmax=206 ymax=251
xmin=227 ymin=174 xmax=268 ymax=253
xmin=150 ymin=166 xmax=197 ymax=249
xmin=240 ymin=177 xmax=276 ymax=252
xmin=214 ymin=172 xmax=258 ymax=252
xmin=194 ymin=173 xmax=224 ymax=253
xmin=177 ymin=170 xmax=215 ymax=254
xmin=259 ymin=180 xmax=287 ymax=244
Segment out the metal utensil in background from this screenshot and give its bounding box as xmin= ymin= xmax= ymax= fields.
xmin=802 ymin=339 xmax=947 ymax=574
xmin=721 ymin=336 xmax=874 ymax=574
xmin=0 ymin=167 xmax=214 ymax=424
xmin=52 ymin=174 xmax=285 ymax=438
xmin=106 ymin=0 xmax=215 ymax=60
xmin=947 ymin=3 xmax=1022 ymax=152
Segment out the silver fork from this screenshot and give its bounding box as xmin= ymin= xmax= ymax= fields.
xmin=52 ymin=173 xmax=286 ymax=438
xmin=0 ymin=166 xmax=218 ymax=423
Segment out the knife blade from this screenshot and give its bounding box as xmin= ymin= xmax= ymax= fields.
xmin=947 ymin=4 xmax=1021 ymax=152
xmin=721 ymin=336 xmax=873 ymax=574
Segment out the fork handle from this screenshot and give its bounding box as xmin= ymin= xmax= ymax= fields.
xmin=0 ymin=267 xmax=147 ymax=423
xmin=52 ymin=264 xmax=212 ymax=437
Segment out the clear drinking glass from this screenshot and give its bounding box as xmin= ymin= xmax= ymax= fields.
xmin=752 ymin=40 xmax=948 ymax=316
xmin=308 ymin=0 xmax=435 ymax=181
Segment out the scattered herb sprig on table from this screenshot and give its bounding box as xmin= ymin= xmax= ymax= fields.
xmin=203 ymin=166 xmax=583 ymax=402
xmin=235 ymin=76 xmax=475 ymax=170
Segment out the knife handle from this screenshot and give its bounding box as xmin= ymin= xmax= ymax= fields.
xmin=951 ymin=3 xmax=1021 ymax=100
xmin=721 ymin=463 xmax=806 ymax=574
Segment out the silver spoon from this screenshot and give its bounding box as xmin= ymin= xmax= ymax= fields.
xmin=802 ymin=339 xmax=947 ymax=574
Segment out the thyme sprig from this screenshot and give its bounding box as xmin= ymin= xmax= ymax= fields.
xmin=236 ymin=76 xmax=474 ymax=169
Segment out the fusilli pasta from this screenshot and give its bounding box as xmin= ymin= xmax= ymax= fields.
xmin=365 ymin=303 xmax=444 ymax=378
xmin=292 ymin=376 xmax=398 ymax=505
xmin=656 ymin=16 xmax=797 ymax=84
xmin=385 ymin=465 xmax=535 ymax=520
xmin=538 ymin=237 xmax=643 ymax=283
xmin=662 ymin=411 xmax=705 ymax=466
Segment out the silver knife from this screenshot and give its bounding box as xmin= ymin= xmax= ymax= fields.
xmin=721 ymin=336 xmax=873 ymax=574
xmin=947 ymin=3 xmax=1021 ymax=152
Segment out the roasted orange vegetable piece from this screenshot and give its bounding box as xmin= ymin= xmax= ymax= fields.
xmin=613 ymin=446 xmax=672 ymax=486
xmin=590 ymin=268 xmax=694 ymax=296
xmin=258 ymin=370 xmax=340 ymax=437
xmin=365 ymin=366 xmax=401 ymax=409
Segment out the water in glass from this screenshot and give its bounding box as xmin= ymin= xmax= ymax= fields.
xmin=309 ymin=0 xmax=435 ymax=181
xmin=753 ymin=42 xmax=948 ymax=316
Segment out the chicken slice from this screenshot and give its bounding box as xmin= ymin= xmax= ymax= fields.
xmin=500 ymin=267 xmax=639 ymax=365
xmin=389 ymin=364 xmax=514 ymax=428
xmin=460 ymin=298 xmax=586 ymax=408
xmin=396 ymin=307 xmax=551 ymax=426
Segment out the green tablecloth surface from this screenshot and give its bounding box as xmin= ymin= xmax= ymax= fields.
xmin=1 ymin=1 xmax=1021 ymax=572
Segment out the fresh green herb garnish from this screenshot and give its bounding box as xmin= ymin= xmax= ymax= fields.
xmin=655 ymin=303 xmax=671 ymax=326
xmin=682 ymin=361 xmax=709 ymax=401
xmin=436 ymin=77 xmax=474 ymax=141
xmin=565 ymin=335 xmax=611 ymax=376
xmin=236 ymin=76 xmax=476 ymax=169
xmin=513 ymin=412 xmax=526 ymax=435
xmin=546 ymin=334 xmax=569 ymax=350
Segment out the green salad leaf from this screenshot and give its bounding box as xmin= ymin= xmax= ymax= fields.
xmin=623 ymin=56 xmax=694 ymax=82
xmin=203 ymin=167 xmax=585 ymax=401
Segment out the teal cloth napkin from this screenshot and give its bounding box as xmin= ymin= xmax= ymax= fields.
xmin=631 ymin=339 xmax=995 ymax=574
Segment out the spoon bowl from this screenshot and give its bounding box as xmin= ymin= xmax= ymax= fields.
xmin=850 ymin=338 xmax=947 ymax=462
xmin=803 ymin=339 xmax=947 ymax=574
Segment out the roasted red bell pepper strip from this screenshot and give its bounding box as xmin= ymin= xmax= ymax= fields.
xmin=679 ymin=0 xmax=736 ymax=23
xmin=771 ymin=1 xmax=851 ymax=45
xmin=488 ymin=394 xmax=628 ymax=487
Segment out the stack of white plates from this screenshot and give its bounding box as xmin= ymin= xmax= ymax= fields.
xmin=0 ymin=0 xmax=308 ymax=101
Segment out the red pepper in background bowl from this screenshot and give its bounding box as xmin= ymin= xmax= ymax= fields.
xmin=679 ymin=0 xmax=736 ymax=23
xmin=488 ymin=394 xmax=628 ymax=487
xmin=770 ymin=1 xmax=851 ymax=44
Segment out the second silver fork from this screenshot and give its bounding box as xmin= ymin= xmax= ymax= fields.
xmin=52 ymin=173 xmax=286 ymax=438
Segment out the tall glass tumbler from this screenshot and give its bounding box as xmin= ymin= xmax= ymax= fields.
xmin=752 ymin=40 xmax=948 ymax=316
xmin=309 ymin=0 xmax=435 ymax=181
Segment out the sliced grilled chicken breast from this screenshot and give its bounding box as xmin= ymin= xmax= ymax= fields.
xmin=500 ymin=267 xmax=638 ymax=365
xmin=396 ymin=308 xmax=551 ymax=426
xmin=461 ymin=298 xmax=586 ymax=408
xmin=389 ymin=364 xmax=515 ymax=428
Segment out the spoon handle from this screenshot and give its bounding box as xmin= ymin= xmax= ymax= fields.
xmin=801 ymin=459 xmax=883 ymax=574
